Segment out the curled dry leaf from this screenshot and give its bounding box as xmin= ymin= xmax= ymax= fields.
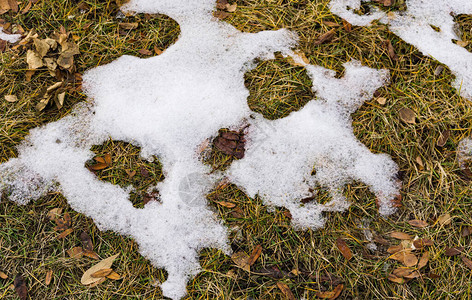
xmin=398 ymin=107 xmax=416 ymax=124
xmin=276 ymin=282 xmax=295 ymax=300
xmin=119 ymin=22 xmax=138 ymax=30
xmin=247 ymin=245 xmax=262 ymax=266
xmin=47 ymin=207 xmax=62 ymax=221
xmin=26 ymin=49 xmax=43 ymax=69
xmin=462 ymin=226 xmax=472 ymax=237
xmin=335 ymin=238 xmax=353 ymax=261
xmin=81 ymin=253 xmax=119 ymax=285
xmin=408 ymin=219 xmax=428 ymax=228
xmin=393 ymin=267 xmax=414 ymax=278
xmin=385 ymin=39 xmax=398 ymax=61
xmin=226 ymin=3 xmax=237 ymax=12
xmin=104 ymin=153 xmax=112 ymax=166
xmin=390 ymin=232 xmax=412 ymax=240
xmin=387 ymin=245 xmax=403 ymax=254
xmin=387 ymin=273 xmax=405 ymax=284
xmin=80 ymin=231 xmax=93 ymax=251
xmin=376 ymin=97 xmax=386 ymax=105
xmin=413 ymin=238 xmax=434 ymax=249
xmin=231 ymin=251 xmax=250 ymax=272
xmin=57 ymin=228 xmax=73 ymax=239
xmin=215 ymin=201 xmax=236 ymax=208
xmin=314 ymin=29 xmax=336 ymax=45
xmin=436 ymin=129 xmax=450 ymax=147
xmin=90 ymin=162 xmax=108 ymax=171
xmin=403 ymin=270 xmax=420 ymax=279
xmin=125 ymin=169 xmax=136 ymax=178
xmin=45 ymin=270 xmax=53 ymax=286
xmin=106 ymin=271 xmax=121 ymax=280
xmin=83 ymin=250 xmax=100 ymax=260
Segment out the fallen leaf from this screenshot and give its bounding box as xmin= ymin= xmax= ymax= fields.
xmin=387 ymin=273 xmax=405 ymax=284
xmin=398 ymin=107 xmax=416 ymax=124
xmin=83 ymin=250 xmax=100 ymax=260
xmin=408 ymin=219 xmax=428 ymax=228
xmin=57 ymin=228 xmax=73 ymax=239
xmin=119 ymin=22 xmax=138 ymax=30
xmin=20 ymin=0 xmax=31 ymax=14
xmin=4 ymin=94 xmax=18 ymax=102
xmin=215 ymin=0 xmax=228 ymax=10
xmin=413 ymin=238 xmax=434 ymax=249
xmin=226 ymin=3 xmax=237 ymax=12
xmin=91 ymin=268 xmax=113 ymax=278
xmin=247 ymin=245 xmax=262 ymax=266
xmin=0 ymin=271 xmax=7 ymax=279
xmin=437 ymin=213 xmax=452 ymax=226
xmin=314 ymin=29 xmax=336 ymax=45
xmin=252 ymin=266 xmax=285 ymax=279
xmin=392 ymin=267 xmax=414 ymax=278
xmin=57 ymin=52 xmax=74 ymax=70
xmin=316 ymin=283 xmax=344 ymax=299
xmin=67 ymin=246 xmax=84 ymax=258
xmin=462 ymin=226 xmax=472 ymax=237
xmin=445 ymin=247 xmax=463 ymax=257
xmin=387 ymin=245 xmax=403 ymax=254
xmin=89 ymin=277 xmax=107 ymax=287
xmin=44 ymin=57 xmax=57 ymax=71
xmin=376 ymin=97 xmax=386 ymax=105
xmin=276 ymin=282 xmax=295 ymax=300
xmin=390 ymin=232 xmax=412 ymax=240
xmin=81 ymin=253 xmax=120 ymax=285
xmin=14 ymin=275 xmax=27 ymax=300
xmin=427 ymin=272 xmax=440 ymax=279
xmin=90 ymin=162 xmax=108 ymax=170
xmin=461 ymin=255 xmax=472 ymax=270
xmin=33 ymin=38 xmax=50 ymax=58
xmin=403 ymin=253 xmax=418 ymax=267
xmin=403 ymin=270 xmax=420 ymax=279
xmin=417 ymin=251 xmax=429 ymax=269
xmin=216 ymin=201 xmax=236 ymax=208
xmin=457 ymin=40 xmax=469 ymax=47
xmin=385 ymin=39 xmax=398 ymax=61
xmin=94 ymin=156 xmax=106 ymax=163
xmin=213 ymin=10 xmax=230 ymax=20
xmin=322 ymin=20 xmax=340 ymax=27
xmin=138 ymin=49 xmax=152 ymax=56
xmin=104 ymin=153 xmax=112 ymax=166
xmin=80 ymin=232 xmax=94 ymax=251
xmin=231 ymin=251 xmax=250 ymax=272
xmin=434 ymin=65 xmax=444 ymax=76
xmin=45 ymin=270 xmax=53 ymax=285
xmin=55 ymin=92 xmax=65 ymax=109
xmin=25 ymin=70 xmax=35 ymax=81
xmin=106 ymin=271 xmax=121 ymax=280
xmin=415 ymin=156 xmax=424 ymax=169
xmin=436 ymin=129 xmax=450 ymax=147
xmin=47 ymin=207 xmax=62 ymax=221
xmin=335 ymin=238 xmax=353 ymax=261
xmin=342 ymin=19 xmax=352 ymax=32
xmin=26 ymin=49 xmax=43 ymax=69
xmin=125 ymin=169 xmax=136 ymax=178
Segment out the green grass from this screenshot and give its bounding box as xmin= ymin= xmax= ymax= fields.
xmin=1 ymin=0 xmax=472 ymax=299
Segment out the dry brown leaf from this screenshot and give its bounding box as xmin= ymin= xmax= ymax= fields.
xmin=67 ymin=246 xmax=84 ymax=258
xmin=56 ymin=92 xmax=65 ymax=109
xmin=403 ymin=270 xmax=420 ymax=279
xmin=387 ymin=273 xmax=405 ymax=284
xmin=316 ymin=283 xmax=344 ymax=299
xmin=57 ymin=228 xmax=73 ymax=239
xmin=390 ymin=232 xmax=412 ymax=240
xmin=392 ymin=267 xmax=414 ymax=278
xmin=14 ymin=275 xmax=27 ymax=300
xmin=342 ymin=19 xmax=352 ymax=32
xmin=376 ymin=97 xmax=386 ymax=105
xmin=215 ymin=0 xmax=228 ymax=9
xmin=437 ymin=213 xmax=452 ymax=226
xmin=45 ymin=270 xmax=53 ymax=286
xmin=323 ymin=20 xmax=340 ymax=27
xmin=436 ymin=130 xmax=450 ymax=147
xmin=26 ymin=49 xmax=43 ymax=69
xmin=94 ymin=156 xmax=106 ymax=163
xmin=106 ymin=271 xmax=121 ymax=280
xmin=214 ymin=10 xmax=230 ymax=20
xmin=125 ymin=169 xmax=136 ymax=178
xmin=398 ymin=107 xmax=416 ymax=124
xmin=385 ymin=39 xmax=398 ymax=61
xmin=390 ymin=250 xmax=410 ymax=263
xmin=33 ymin=38 xmax=50 ymax=58
xmin=314 ymin=29 xmax=336 ymax=45
xmin=457 ymin=40 xmax=469 ymax=47
xmin=462 ymin=226 xmax=472 ymax=237
xmin=215 ymin=201 xmax=236 ymax=208
xmin=119 ymin=22 xmax=138 ymax=30
xmin=21 ymin=0 xmax=32 ymax=14
xmin=25 ymin=70 xmax=35 ymax=81
xmin=91 ymin=268 xmax=113 ymax=278
xmin=413 ymin=238 xmax=434 ymax=249
xmin=80 ymin=232 xmax=94 ymax=251
xmin=276 ymin=282 xmax=295 ymax=300
xmin=415 ymin=156 xmax=424 ymax=169
xmin=461 ymin=255 xmax=472 ymax=270
xmin=387 ymin=245 xmax=403 ymax=254
xmin=44 ymin=57 xmax=57 ymax=71
xmin=408 ymin=219 xmax=428 ymax=228
xmin=104 ymin=153 xmax=112 ymax=166
xmin=403 ymin=253 xmax=418 ymax=267
xmin=417 ymin=251 xmax=429 ymax=269
xmin=83 ymin=250 xmax=100 ymax=260
xmin=445 ymin=247 xmax=463 ymax=257
xmin=231 ymin=251 xmax=250 ymax=272
xmin=90 ymin=162 xmax=108 ymax=170
xmin=47 ymin=207 xmax=62 ymax=221
xmin=138 ymin=49 xmax=152 ymax=56
xmin=335 ymin=238 xmax=353 ymax=261
xmin=89 ymin=277 xmax=107 ymax=287
xmin=247 ymin=245 xmax=262 ymax=266
xmin=0 ymin=271 xmax=7 ymax=279
xmin=57 ymin=53 xmax=74 ymax=70
xmin=4 ymin=94 xmax=18 ymax=102
xmin=81 ymin=254 xmax=119 ymax=285
xmin=226 ymin=3 xmax=237 ymax=12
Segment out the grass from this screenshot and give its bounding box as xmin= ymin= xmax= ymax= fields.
xmin=1 ymin=0 xmax=472 ymax=299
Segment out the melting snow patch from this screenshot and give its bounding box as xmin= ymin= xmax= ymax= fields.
xmin=0 ymin=27 xmax=21 ymax=43
xmin=0 ymin=0 xmax=400 ymax=298
xmin=329 ymin=0 xmax=472 ymax=100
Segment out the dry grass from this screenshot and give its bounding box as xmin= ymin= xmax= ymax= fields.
xmin=1 ymin=0 xmax=472 ymax=299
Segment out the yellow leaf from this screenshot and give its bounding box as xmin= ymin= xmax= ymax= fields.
xmin=81 ymin=254 xmax=120 ymax=285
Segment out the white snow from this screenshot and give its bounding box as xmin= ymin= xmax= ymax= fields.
xmin=0 ymin=0 xmax=400 ymax=298
xmin=329 ymin=0 xmax=472 ymax=100
xmin=0 ymin=27 xmax=21 ymax=43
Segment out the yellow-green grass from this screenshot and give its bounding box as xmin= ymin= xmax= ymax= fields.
xmin=1 ymin=0 xmax=472 ymax=299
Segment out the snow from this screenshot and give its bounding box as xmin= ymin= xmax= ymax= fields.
xmin=0 ymin=0 xmax=400 ymax=298
xmin=329 ymin=0 xmax=472 ymax=100
xmin=0 ymin=27 xmax=21 ymax=43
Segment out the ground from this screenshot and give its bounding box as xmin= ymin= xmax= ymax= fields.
xmin=1 ymin=0 xmax=472 ymax=299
